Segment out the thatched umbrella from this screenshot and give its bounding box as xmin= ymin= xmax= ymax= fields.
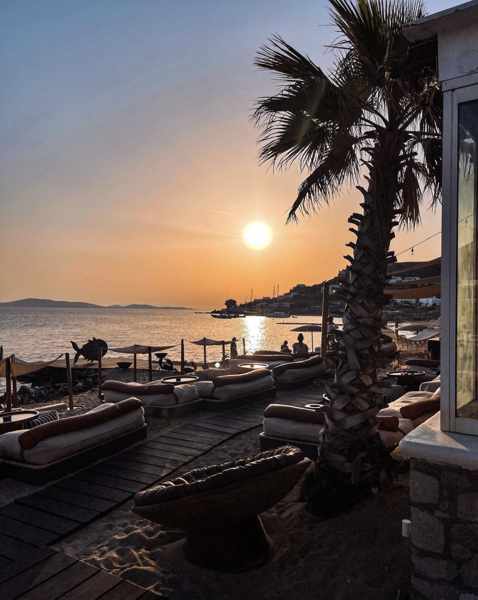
xmin=190 ymin=338 xmax=226 ymax=368
xmin=290 ymin=324 xmax=322 ymax=351
xmin=110 ymin=344 xmax=176 ymax=381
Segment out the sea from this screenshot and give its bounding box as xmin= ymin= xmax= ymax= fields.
xmin=0 ymin=307 xmax=324 ymax=391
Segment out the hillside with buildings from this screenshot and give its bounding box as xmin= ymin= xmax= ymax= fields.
xmin=215 ymin=258 xmax=441 ymax=318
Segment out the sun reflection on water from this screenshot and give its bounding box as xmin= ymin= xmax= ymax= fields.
xmin=242 ymin=316 xmax=267 ymax=354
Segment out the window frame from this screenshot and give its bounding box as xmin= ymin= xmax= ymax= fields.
xmin=442 ymin=82 xmax=478 ymax=435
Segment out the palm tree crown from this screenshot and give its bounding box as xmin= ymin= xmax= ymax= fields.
xmin=254 ymin=0 xmax=441 ymax=225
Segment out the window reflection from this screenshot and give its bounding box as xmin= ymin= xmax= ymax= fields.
xmin=456 ymin=100 xmax=478 ymax=418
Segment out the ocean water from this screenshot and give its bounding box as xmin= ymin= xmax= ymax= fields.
xmin=0 ymin=307 xmax=323 ymax=371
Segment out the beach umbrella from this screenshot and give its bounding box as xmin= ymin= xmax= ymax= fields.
xmin=190 ymin=338 xmax=226 ymax=368
xmin=290 ymin=324 xmax=322 ymax=351
xmin=110 ymin=344 xmax=176 ymax=381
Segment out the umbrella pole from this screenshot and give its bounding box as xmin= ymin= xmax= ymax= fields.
xmin=65 ymin=353 xmax=74 ymax=411
xmin=5 ymin=356 xmax=12 ymax=413
xmin=311 ymin=332 xmax=314 ymax=353
xmin=180 ymin=339 xmax=185 ymax=373
xmin=242 ymin=338 xmax=246 ymax=355
xmin=11 ymin=355 xmax=17 ymax=408
xmin=148 ymin=347 xmax=152 ymax=382
xmin=134 ymin=353 xmax=137 ymax=382
xmin=222 ymin=341 xmax=226 ymax=362
xmin=13 ymin=376 xmax=18 ymax=408
xmin=98 ymin=353 xmax=103 ymax=400
xmin=203 ymin=345 xmax=207 ymax=369
xmin=321 ymin=282 xmax=329 ymax=358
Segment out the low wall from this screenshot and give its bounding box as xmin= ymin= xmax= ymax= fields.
xmin=410 ymin=458 xmax=478 ymax=599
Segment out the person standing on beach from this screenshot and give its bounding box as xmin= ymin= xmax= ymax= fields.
xmin=292 ymin=333 xmax=308 ymax=355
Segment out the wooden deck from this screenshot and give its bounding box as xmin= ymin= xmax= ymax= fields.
xmin=0 ymin=384 xmax=321 ymax=599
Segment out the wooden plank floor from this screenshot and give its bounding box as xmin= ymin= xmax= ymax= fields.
xmin=0 ymin=384 xmax=319 ymax=599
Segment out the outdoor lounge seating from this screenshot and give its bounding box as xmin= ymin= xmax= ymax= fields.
xmin=101 ymin=379 xmax=203 ymax=415
xmin=272 ymin=355 xmax=329 ymax=387
xmin=133 ymin=446 xmax=310 ymax=571
xmin=203 ymin=368 xmax=276 ymax=403
xmin=0 ymin=397 xmax=147 ymax=483
xmin=260 ymin=387 xmax=440 ymax=458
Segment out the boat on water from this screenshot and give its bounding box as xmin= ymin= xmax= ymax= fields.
xmin=265 ymin=311 xmax=291 ymax=318
xmin=210 ymin=312 xmax=245 ymax=319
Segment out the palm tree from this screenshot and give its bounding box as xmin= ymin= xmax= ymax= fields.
xmin=254 ymin=0 xmax=441 ymax=486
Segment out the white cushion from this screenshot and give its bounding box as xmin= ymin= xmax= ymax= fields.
xmin=274 ymin=363 xmax=325 ymax=384
xmin=103 ymin=389 xmax=177 ymax=407
xmin=0 ymin=431 xmax=24 ymax=461
xmin=173 ymin=384 xmax=199 ymax=404
xmin=22 ymin=409 xmax=145 ymax=465
xmin=195 ymin=380 xmax=215 ymax=398
xmin=263 ymin=417 xmax=322 ymax=444
xmin=211 ymin=375 xmax=275 ymax=403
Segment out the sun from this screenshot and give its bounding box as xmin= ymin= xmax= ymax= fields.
xmin=243 ymin=221 xmax=272 ymax=250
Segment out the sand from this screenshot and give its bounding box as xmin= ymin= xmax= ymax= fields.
xmin=57 ymin=427 xmax=411 ymax=600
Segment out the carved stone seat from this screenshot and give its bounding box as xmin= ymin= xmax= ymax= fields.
xmin=133 ymin=446 xmax=310 ymax=571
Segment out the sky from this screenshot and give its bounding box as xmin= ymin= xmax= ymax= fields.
xmin=0 ymin=0 xmax=457 ymax=308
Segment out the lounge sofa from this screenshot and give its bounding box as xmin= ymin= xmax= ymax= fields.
xmin=272 ymin=355 xmax=330 ymax=387
xmin=204 ymin=368 xmax=276 ymax=404
xmin=102 ymin=379 xmax=203 ymax=415
xmin=0 ymin=398 xmax=147 ymax=483
xmin=260 ymin=387 xmax=440 ymax=457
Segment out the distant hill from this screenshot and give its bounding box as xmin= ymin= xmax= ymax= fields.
xmin=0 ymin=298 xmax=192 ymax=310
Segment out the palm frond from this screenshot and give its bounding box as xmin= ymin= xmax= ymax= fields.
xmin=287 ymin=131 xmax=359 ymax=222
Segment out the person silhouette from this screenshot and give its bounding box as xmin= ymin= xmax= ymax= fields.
xmin=280 ymin=340 xmax=291 ymax=353
xmin=292 ymin=333 xmax=309 ymax=355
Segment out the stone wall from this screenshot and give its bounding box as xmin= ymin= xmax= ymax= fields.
xmin=410 ymin=458 xmax=478 ymax=600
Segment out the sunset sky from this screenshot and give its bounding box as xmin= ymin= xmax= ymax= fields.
xmin=1 ymin=1 xmax=454 ymax=308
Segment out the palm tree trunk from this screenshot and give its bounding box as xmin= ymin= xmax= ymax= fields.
xmin=320 ymin=133 xmax=402 ymax=485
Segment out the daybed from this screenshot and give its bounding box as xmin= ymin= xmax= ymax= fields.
xmin=0 ymin=398 xmax=147 ymax=484
xmin=272 ymin=355 xmax=330 ymax=387
xmin=133 ymin=446 xmax=310 ymax=571
xmin=102 ymin=379 xmax=203 ymax=415
xmin=203 ymin=368 xmax=276 ymax=403
xmin=260 ymin=387 xmax=440 ymax=458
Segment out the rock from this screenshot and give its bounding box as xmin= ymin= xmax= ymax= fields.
xmin=450 ymin=523 xmax=478 ymax=555
xmin=411 ymin=508 xmax=445 ymax=554
xmin=458 ymin=494 xmax=478 ymax=523
xmin=412 ymin=576 xmax=458 ymax=600
xmin=461 ymin=555 xmax=478 ymax=589
xmin=411 ymin=470 xmax=440 ymax=505
xmin=412 ymin=555 xmax=458 ymax=581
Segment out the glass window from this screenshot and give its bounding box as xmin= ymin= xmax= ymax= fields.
xmin=456 ymin=100 xmax=478 ymax=419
